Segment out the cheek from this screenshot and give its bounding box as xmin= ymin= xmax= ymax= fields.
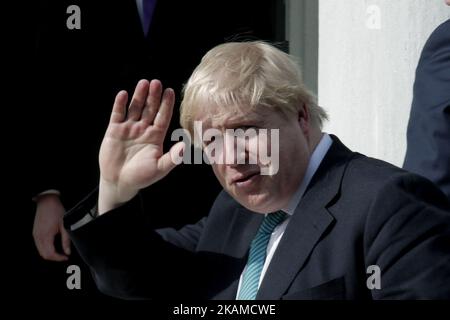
xmin=278 ymin=131 xmax=307 ymax=175
xmin=212 ymin=164 xmax=227 ymax=185
xmin=246 ymin=135 xmax=260 ymax=164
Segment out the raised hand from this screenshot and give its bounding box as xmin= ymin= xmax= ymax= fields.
xmin=98 ymin=79 xmax=185 ymax=214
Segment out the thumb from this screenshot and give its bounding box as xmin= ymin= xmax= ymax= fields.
xmin=60 ymin=224 xmax=71 ymax=256
xmin=158 ymin=141 xmax=186 ymax=173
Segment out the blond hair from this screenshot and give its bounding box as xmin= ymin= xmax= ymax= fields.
xmin=180 ymin=41 xmax=328 ymax=135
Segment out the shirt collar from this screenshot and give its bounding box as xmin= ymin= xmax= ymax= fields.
xmin=282 ymin=133 xmax=333 ymax=216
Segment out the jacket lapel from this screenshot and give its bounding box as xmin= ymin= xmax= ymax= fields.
xmin=212 ymin=207 xmax=264 ymax=299
xmin=256 ymin=136 xmax=355 ymax=299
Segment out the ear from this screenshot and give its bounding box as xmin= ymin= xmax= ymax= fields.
xmin=297 ymin=103 xmax=310 ymax=135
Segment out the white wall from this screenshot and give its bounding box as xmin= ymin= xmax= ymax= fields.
xmin=319 ymin=0 xmax=450 ymax=166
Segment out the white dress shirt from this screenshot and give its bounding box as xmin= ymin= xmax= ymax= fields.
xmin=235 ymin=133 xmax=333 ymax=298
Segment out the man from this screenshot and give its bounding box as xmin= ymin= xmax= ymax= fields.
xmin=65 ymin=42 xmax=450 ymax=299
xmin=403 ymin=2 xmax=450 ymax=199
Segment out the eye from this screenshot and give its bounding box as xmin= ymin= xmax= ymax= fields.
xmin=239 ymin=126 xmax=257 ymax=131
xmin=204 ymin=135 xmax=216 ymax=147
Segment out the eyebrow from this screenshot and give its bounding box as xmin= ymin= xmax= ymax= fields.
xmin=224 ymin=117 xmax=266 ymax=129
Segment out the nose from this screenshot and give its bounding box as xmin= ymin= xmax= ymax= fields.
xmin=224 ymin=132 xmax=249 ymax=168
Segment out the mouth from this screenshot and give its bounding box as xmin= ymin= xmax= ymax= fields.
xmin=231 ymin=171 xmax=261 ymax=186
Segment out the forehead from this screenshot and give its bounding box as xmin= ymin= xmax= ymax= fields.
xmin=195 ymin=104 xmax=278 ymax=130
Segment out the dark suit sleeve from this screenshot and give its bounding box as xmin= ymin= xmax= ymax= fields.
xmin=364 ymin=173 xmax=450 ymax=299
xmin=63 ymin=189 xmax=210 ymax=299
xmin=403 ymin=20 xmax=450 ymax=199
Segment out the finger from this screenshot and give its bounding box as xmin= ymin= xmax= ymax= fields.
xmin=141 ymin=79 xmax=163 ymax=125
xmin=40 ymin=238 xmax=68 ymax=262
xmin=110 ymin=91 xmax=128 ymax=123
xmin=158 ymin=141 xmax=186 ymax=173
xmin=128 ymin=79 xmax=150 ymax=121
xmin=154 ymin=88 xmax=175 ymax=135
xmin=60 ymin=225 xmax=72 ymax=256
xmin=43 ymin=251 xmax=69 ymax=262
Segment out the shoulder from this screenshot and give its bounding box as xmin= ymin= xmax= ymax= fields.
xmin=427 ymin=19 xmax=450 ymax=44
xmin=337 ymin=153 xmax=450 ymax=256
xmin=344 ymin=154 xmax=449 ymax=235
xmin=341 ymin=153 xmax=449 ymax=212
xmin=420 ymin=19 xmax=450 ymax=61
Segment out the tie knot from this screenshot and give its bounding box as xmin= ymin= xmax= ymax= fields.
xmin=258 ymin=211 xmax=287 ymax=235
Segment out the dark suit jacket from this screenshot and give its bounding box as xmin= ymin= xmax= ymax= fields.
xmin=64 ymin=136 xmax=450 ymax=299
xmin=403 ymin=19 xmax=450 ymax=200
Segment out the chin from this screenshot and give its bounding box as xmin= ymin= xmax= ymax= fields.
xmin=237 ymin=192 xmax=280 ymax=214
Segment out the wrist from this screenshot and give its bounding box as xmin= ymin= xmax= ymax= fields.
xmin=98 ymin=178 xmax=137 ymax=215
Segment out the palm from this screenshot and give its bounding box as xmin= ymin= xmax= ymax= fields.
xmin=100 ymin=122 xmax=164 ymax=189
xmin=99 ymin=80 xmax=184 ymax=200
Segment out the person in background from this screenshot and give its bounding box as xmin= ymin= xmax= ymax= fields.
xmin=403 ymin=1 xmax=450 ymax=199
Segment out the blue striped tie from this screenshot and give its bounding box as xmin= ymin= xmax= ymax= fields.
xmin=237 ymin=211 xmax=287 ymax=300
